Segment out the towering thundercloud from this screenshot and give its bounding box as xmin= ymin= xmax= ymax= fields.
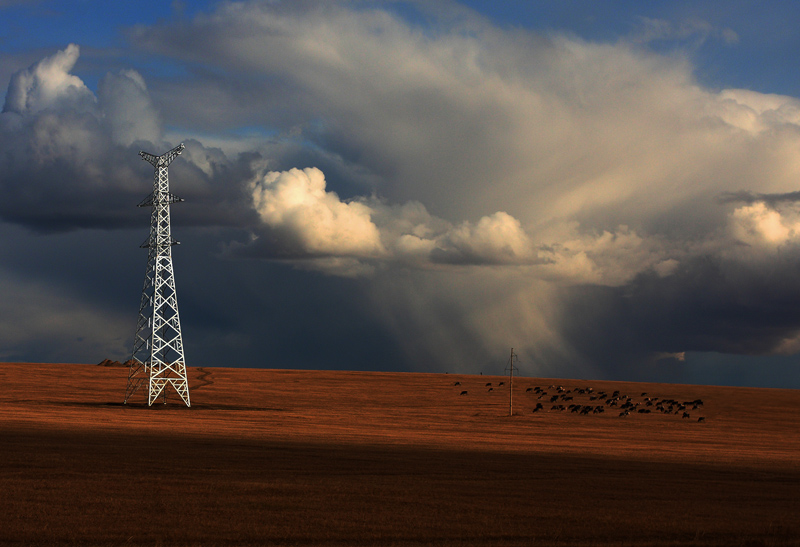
xmin=124 ymin=143 xmax=191 ymax=407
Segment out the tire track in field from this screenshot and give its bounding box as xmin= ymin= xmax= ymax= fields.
xmin=191 ymin=367 xmax=214 ymax=391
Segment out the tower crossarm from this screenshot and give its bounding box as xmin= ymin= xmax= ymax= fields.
xmin=137 ymin=192 xmax=185 ymax=208
xmin=139 ymin=235 xmax=180 ymax=249
xmin=138 ymin=151 xmax=160 ymax=166
xmin=139 ymin=142 xmax=185 ymax=168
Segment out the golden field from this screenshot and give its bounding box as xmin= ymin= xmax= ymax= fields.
xmin=1 ymin=362 xmax=798 ymax=546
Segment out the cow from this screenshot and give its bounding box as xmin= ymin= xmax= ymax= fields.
xmin=485 ymin=382 xmax=492 ymax=387
xmin=498 ymin=382 xmax=505 ymax=387
xmin=526 ymin=387 xmax=533 ymax=393
xmin=682 ymin=412 xmax=690 ymax=419
xmin=460 ymin=390 xmax=468 ymax=395
xmin=488 ymin=387 xmax=493 ymax=392
xmin=697 ymin=417 xmax=706 ymax=423
xmin=454 ymin=381 xmax=461 ymax=386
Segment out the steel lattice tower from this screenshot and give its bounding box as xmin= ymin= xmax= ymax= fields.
xmin=124 ymin=143 xmax=191 ymax=407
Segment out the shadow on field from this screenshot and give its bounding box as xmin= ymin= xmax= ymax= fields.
xmin=2 ymin=427 xmax=799 ymax=547
xmin=54 ymin=401 xmax=288 ymax=412
xmin=191 ymin=367 xmax=214 ymax=390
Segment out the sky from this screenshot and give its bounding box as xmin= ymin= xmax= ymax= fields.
xmin=3 ymin=0 xmax=800 ymax=388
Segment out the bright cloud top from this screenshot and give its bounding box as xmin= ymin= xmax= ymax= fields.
xmin=251 ymin=167 xmax=385 ymax=257
xmin=2 ymin=43 xmax=90 ymax=115
xmin=248 ymin=165 xmax=540 ymax=270
xmin=730 ymin=201 xmax=800 ymax=249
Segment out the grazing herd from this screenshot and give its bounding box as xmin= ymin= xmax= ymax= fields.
xmin=455 ymin=380 xmax=707 ymax=422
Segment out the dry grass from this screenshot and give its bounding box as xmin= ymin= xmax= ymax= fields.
xmin=0 ymin=363 xmax=799 ymax=546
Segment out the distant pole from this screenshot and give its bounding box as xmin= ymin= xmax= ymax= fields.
xmin=505 ymin=348 xmax=518 ymax=416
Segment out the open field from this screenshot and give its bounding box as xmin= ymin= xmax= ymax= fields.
xmin=1 ymin=362 xmax=799 ymax=546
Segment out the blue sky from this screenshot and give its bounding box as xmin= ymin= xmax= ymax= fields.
xmin=5 ymin=1 xmax=800 ymax=94
xmin=3 ymin=0 xmax=800 ymax=388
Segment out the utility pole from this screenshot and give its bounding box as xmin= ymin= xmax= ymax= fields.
xmin=124 ymin=143 xmax=191 ymax=407
xmin=505 ymin=347 xmax=518 ymax=416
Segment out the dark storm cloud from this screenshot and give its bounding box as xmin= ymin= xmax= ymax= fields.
xmin=719 ymin=190 xmax=800 ymax=207
xmin=173 ymin=229 xmax=407 ymax=371
xmin=557 ymin=252 xmax=800 ymax=374
xmin=0 ymin=44 xmax=261 ymax=232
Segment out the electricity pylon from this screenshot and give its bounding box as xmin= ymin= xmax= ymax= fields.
xmin=124 ymin=143 xmax=191 ymax=407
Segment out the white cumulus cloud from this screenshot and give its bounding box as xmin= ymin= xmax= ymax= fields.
xmin=433 ymin=212 xmax=534 ymax=265
xmin=730 ymin=201 xmax=800 ymax=248
xmin=250 ymin=167 xmax=385 ymax=257
xmin=246 ymin=166 xmax=541 ymax=272
xmin=2 ymin=43 xmax=93 ymax=115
